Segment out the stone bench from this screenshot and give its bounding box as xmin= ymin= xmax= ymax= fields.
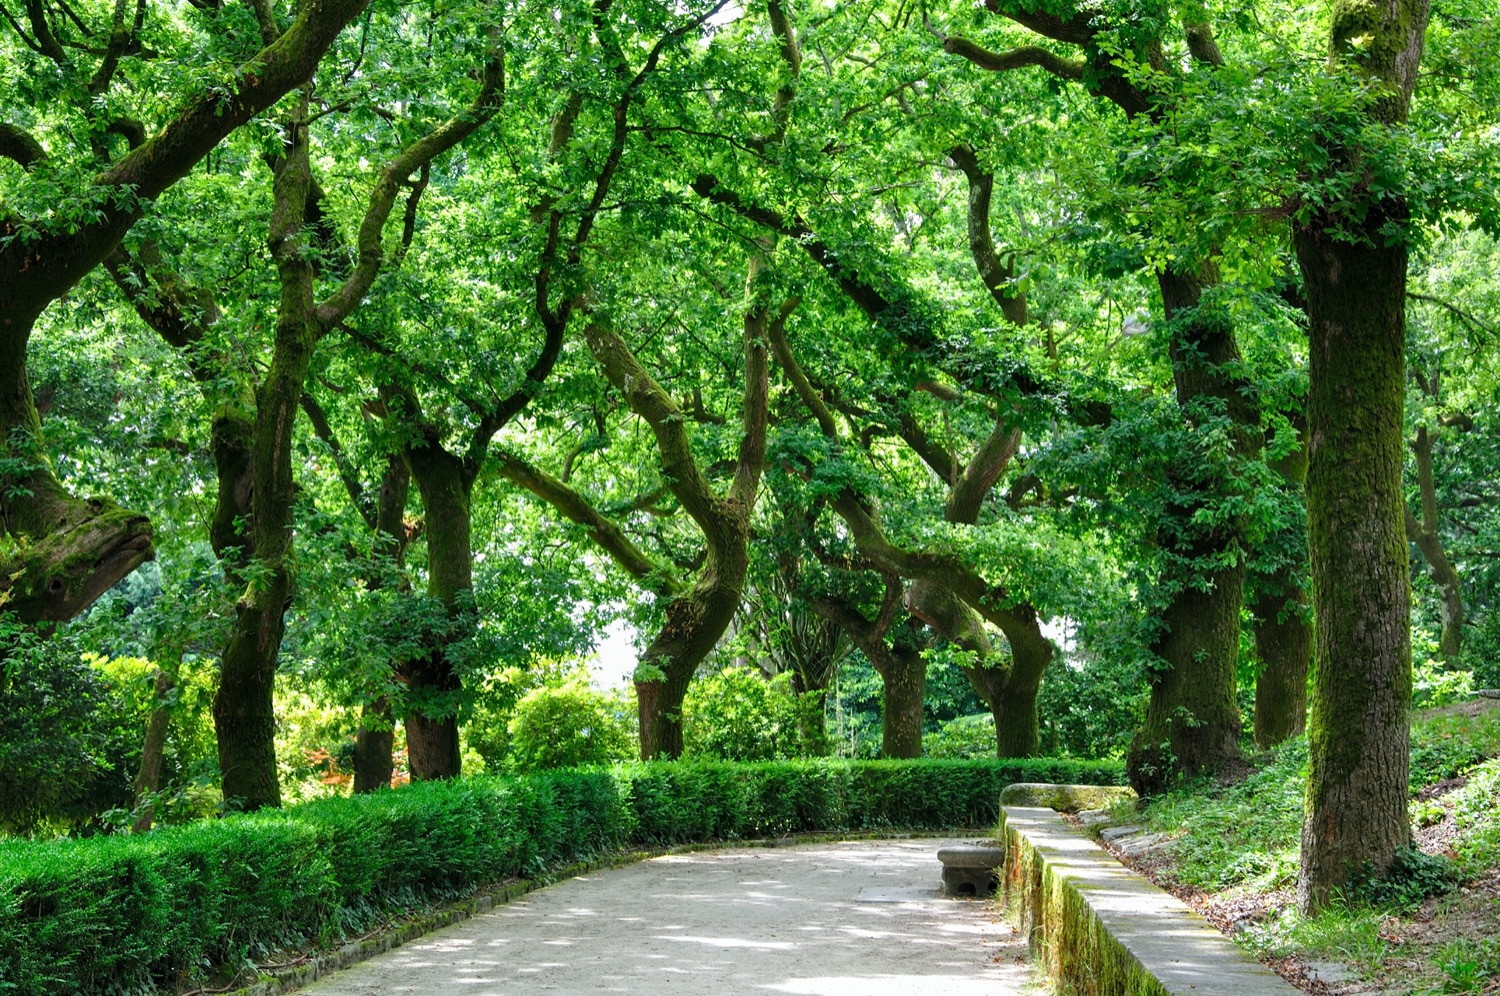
xmin=936 ymin=840 xmax=1005 ymax=896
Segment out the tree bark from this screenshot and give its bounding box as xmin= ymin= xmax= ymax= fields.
xmin=1252 ymin=430 xmax=1312 ymax=748
xmin=401 ymin=443 xmax=472 ymax=780
xmin=809 ymin=586 xmax=927 ymax=759
xmin=213 ymin=104 xmax=320 ymax=811
xmin=1295 ymin=223 xmax=1416 ymax=908
xmin=1295 ymin=0 xmax=1429 ymax=914
xmin=1126 ymin=266 xmax=1257 ymax=793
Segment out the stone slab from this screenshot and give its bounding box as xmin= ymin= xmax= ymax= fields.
xmin=1001 ymin=806 xmax=1299 ymax=996
xmin=998 ymin=782 xmax=1138 ymax=813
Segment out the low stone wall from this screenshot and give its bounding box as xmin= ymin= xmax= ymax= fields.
xmin=998 ymin=799 xmax=1301 ymax=996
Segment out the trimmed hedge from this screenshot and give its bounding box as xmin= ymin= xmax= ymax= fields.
xmin=0 ymin=756 xmax=1122 ymax=995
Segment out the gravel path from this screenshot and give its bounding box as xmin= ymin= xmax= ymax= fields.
xmin=296 ymin=838 xmax=1041 ymax=995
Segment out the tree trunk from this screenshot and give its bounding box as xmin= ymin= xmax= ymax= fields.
xmin=1293 ymin=0 xmax=1428 ymax=914
xmin=212 ymin=108 xmax=320 ymax=812
xmin=1407 ymin=424 xmax=1464 ymax=661
xmin=636 ymin=561 xmax=748 ymax=759
xmin=874 ymin=641 xmax=926 ymax=759
xmin=906 ymin=579 xmax=1050 ymax=758
xmin=1251 ymin=429 xmax=1312 ymax=748
xmin=0 ymin=310 xmax=154 ymax=623
xmin=402 ymin=444 xmax=473 ymax=781
xmin=352 ymin=454 xmax=411 ymax=792
xmin=1294 ymin=225 xmax=1414 ymax=911
xmin=1252 ymin=584 xmax=1311 ymax=747
xmin=1126 ymin=267 xmax=1257 ymax=792
xmin=130 ymin=662 xmax=178 ymax=833
xmin=353 ymin=697 xmax=395 ymax=793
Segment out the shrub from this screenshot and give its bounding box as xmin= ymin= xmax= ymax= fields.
xmin=683 ymin=667 xmax=830 ymax=761
xmin=0 ymin=755 xmax=1123 ymax=994
xmin=506 ymin=678 xmax=636 ymax=771
xmin=923 ymin=713 xmax=997 ymax=759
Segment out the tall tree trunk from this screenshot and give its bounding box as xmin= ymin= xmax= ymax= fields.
xmin=1295 ymin=227 xmax=1415 ymax=909
xmin=212 ymin=104 xmax=320 ymax=812
xmin=1127 ymin=267 xmax=1257 ymax=792
xmin=1252 ymin=431 xmax=1312 ymax=748
xmin=403 ymin=445 xmax=473 ymax=780
xmin=1295 ymin=0 xmax=1428 ymax=914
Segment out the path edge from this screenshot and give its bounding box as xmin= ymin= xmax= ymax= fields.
xmin=997 ymin=783 xmax=1301 ymax=996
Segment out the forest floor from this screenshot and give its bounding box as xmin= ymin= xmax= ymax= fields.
xmin=1081 ymin=698 xmax=1500 ymax=996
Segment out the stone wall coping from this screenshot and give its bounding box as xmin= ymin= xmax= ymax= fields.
xmin=999 ymin=788 xmax=1301 ymax=996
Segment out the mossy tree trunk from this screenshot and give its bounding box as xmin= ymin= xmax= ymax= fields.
xmin=1127 ymin=267 xmax=1258 ymax=794
xmin=402 ymin=443 xmax=473 ymax=780
xmin=1294 ymin=0 xmax=1429 ymax=914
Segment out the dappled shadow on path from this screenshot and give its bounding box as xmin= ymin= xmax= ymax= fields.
xmin=300 ymin=840 xmax=1035 ymax=995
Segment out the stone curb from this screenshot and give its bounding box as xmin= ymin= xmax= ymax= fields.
xmin=998 ymin=789 xmax=1300 ymax=996
xmin=216 ymin=827 xmax=986 ymax=996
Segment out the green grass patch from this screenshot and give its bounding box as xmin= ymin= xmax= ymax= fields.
xmin=0 ymin=756 xmax=1122 ymax=995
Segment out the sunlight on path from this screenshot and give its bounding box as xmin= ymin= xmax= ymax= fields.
xmin=297 ymin=839 xmax=1040 ymax=995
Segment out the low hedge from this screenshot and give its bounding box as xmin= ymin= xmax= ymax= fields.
xmin=0 ymin=756 xmax=1122 ymax=995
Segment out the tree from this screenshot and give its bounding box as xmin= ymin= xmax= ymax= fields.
xmin=0 ymin=0 xmax=371 ymax=624
xmin=1295 ymin=0 xmax=1431 ymax=911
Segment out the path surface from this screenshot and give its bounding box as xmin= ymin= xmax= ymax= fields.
xmin=297 ymin=839 xmax=1040 ymax=996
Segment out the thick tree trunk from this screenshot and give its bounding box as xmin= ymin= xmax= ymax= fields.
xmin=1294 ymin=0 xmax=1427 ymax=914
xmin=353 ymin=697 xmax=395 ymax=793
xmin=1295 ymin=225 xmax=1414 ymax=911
xmin=1126 ymin=267 xmax=1256 ymax=792
xmin=403 ymin=445 xmax=473 ymax=781
xmin=874 ymin=641 xmax=926 ymax=759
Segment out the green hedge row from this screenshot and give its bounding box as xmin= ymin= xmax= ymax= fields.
xmin=0 ymin=756 xmax=1122 ymax=995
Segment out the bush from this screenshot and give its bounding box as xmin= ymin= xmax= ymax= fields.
xmin=0 ymin=641 xmax=139 ymax=835
xmin=0 ymin=755 xmax=1122 ymax=994
xmin=923 ymin=713 xmax=997 ymax=759
xmin=683 ymin=667 xmax=829 ymax=761
xmin=506 ymin=678 xmax=636 ymax=772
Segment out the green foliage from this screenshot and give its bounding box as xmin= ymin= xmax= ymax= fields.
xmin=0 ymin=756 xmax=1123 ymax=994
xmin=0 ymin=637 xmax=137 ymax=835
xmin=1436 ymin=937 xmax=1500 ymax=994
xmin=1450 ymin=757 xmax=1500 ymax=875
xmin=1348 ymin=845 xmax=1459 ymax=911
xmin=506 ymin=677 xmax=636 ymax=772
xmin=682 ymin=667 xmax=829 ymax=762
xmin=922 ymin=713 xmax=996 ymax=759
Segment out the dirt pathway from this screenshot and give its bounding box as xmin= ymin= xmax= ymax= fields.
xmin=295 ymin=838 xmax=1041 ymax=995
